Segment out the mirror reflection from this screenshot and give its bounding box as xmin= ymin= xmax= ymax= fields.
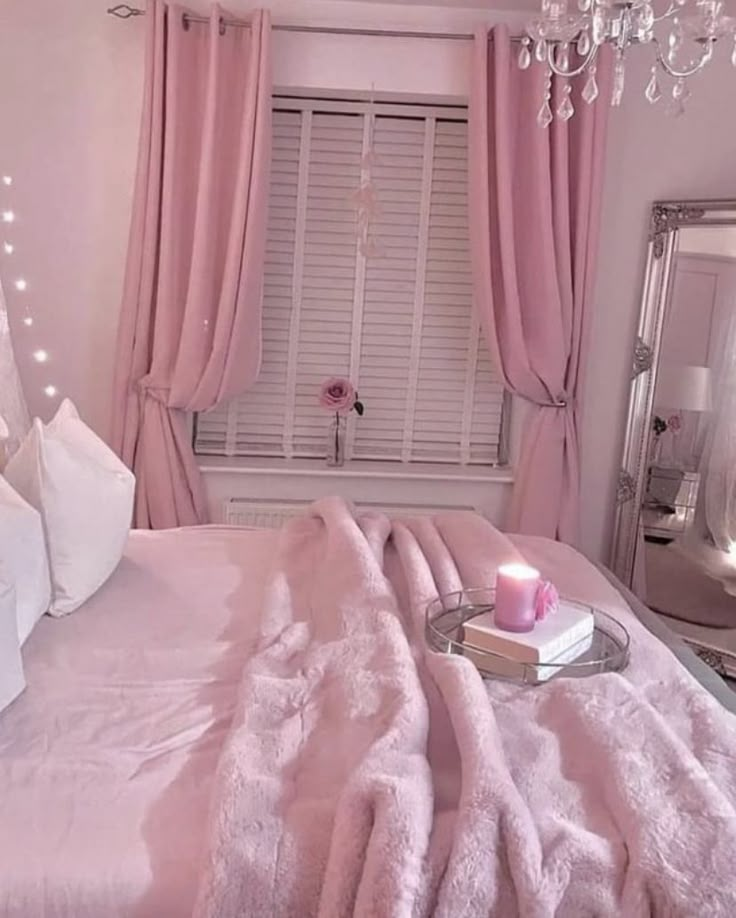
xmin=642 ymin=224 xmax=736 ymax=635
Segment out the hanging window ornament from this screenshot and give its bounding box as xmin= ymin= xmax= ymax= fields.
xmin=349 ymin=88 xmax=382 ymax=259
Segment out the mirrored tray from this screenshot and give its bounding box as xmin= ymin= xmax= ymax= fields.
xmin=426 ymin=588 xmax=630 ymax=686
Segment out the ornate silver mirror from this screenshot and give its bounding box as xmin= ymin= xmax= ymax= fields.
xmin=611 ymin=199 xmax=736 ymax=673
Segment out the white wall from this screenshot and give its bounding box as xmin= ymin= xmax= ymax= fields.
xmin=1 ymin=0 xmax=735 ymax=559
xmin=580 ymin=49 xmax=736 ymax=561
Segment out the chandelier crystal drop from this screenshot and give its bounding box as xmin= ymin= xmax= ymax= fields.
xmin=558 ymin=82 xmax=576 ymax=119
xmin=537 ymin=67 xmax=556 ymax=127
xmin=520 ymin=0 xmax=736 ymax=124
xmin=518 ymin=37 xmax=533 ymax=68
xmin=645 ymin=66 xmax=663 ymax=102
xmin=582 ymin=64 xmax=600 ymax=102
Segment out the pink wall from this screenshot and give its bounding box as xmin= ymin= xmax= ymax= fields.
xmin=1 ymin=0 xmax=735 ymax=560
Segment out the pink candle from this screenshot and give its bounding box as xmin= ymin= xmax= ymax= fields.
xmin=494 ymin=563 xmax=541 ymax=633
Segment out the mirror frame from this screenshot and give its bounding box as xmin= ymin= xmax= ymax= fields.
xmin=610 ymin=198 xmax=736 ymax=586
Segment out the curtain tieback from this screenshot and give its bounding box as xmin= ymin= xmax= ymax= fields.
xmin=542 ymin=395 xmax=569 ymax=408
xmin=519 ymin=392 xmax=570 ymax=409
xmin=135 ymin=377 xmax=169 ymax=405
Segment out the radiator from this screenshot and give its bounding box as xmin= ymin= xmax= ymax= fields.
xmin=222 ymin=498 xmax=476 ymax=529
xmin=223 ymin=500 xmax=311 ymax=528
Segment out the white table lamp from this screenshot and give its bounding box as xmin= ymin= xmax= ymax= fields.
xmin=655 ymin=364 xmax=713 ymax=413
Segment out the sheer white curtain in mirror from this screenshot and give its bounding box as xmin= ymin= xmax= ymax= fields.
xmin=702 ymin=303 xmax=736 ymax=551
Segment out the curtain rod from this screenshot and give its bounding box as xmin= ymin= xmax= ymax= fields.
xmin=106 ymin=5 xmax=524 ymax=42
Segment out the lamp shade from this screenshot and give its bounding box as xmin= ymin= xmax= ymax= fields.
xmin=655 ymin=364 xmax=713 ymax=412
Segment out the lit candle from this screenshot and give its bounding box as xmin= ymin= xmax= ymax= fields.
xmin=494 ymin=563 xmax=541 ymax=633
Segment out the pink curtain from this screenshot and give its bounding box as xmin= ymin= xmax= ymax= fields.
xmin=469 ymin=25 xmax=611 ymax=544
xmin=112 ymin=2 xmax=271 ymax=528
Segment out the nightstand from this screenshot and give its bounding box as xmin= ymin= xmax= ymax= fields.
xmin=642 ymin=466 xmax=700 ymax=541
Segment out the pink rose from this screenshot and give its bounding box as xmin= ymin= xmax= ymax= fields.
xmin=534 ymin=580 xmax=559 ymax=621
xmin=667 ymin=413 xmax=682 ymax=433
xmin=319 ymin=377 xmax=356 ymax=415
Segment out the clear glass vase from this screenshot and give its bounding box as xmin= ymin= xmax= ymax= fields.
xmin=326 ymin=415 xmax=345 ymax=467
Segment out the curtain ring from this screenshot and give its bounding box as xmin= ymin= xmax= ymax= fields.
xmin=219 ymin=15 xmax=226 ymax=36
xmin=181 ymin=12 xmax=190 ymax=30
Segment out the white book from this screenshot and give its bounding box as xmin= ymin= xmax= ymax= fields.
xmin=462 ymin=600 xmax=594 ymax=665
xmin=462 ymin=632 xmax=595 ymax=683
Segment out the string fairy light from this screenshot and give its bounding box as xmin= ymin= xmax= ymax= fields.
xmin=2 ymin=175 xmax=58 ymax=399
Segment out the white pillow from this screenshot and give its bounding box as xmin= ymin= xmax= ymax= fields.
xmin=4 ymin=399 xmax=135 ymax=616
xmin=0 ymin=573 xmax=25 ymax=714
xmin=0 ymin=475 xmax=50 ymax=643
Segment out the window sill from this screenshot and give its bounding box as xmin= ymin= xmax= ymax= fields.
xmin=198 ymin=455 xmax=514 ymax=485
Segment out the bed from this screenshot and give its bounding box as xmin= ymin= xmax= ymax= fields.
xmin=1 ymin=500 xmax=736 ymax=917
xmin=0 ymin=525 xmax=278 ymax=917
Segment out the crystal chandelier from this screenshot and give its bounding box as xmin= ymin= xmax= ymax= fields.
xmin=519 ymin=0 xmax=736 ymax=126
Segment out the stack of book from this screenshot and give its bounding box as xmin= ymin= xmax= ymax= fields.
xmin=461 ymin=600 xmax=594 ymax=683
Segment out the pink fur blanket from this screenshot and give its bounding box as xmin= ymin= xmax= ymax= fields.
xmin=194 ymin=498 xmax=736 ymax=917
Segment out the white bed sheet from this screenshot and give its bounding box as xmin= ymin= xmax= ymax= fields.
xmin=0 ymin=525 xmax=278 ymax=918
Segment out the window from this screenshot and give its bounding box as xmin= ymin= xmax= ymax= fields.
xmin=194 ymin=97 xmax=507 ymax=466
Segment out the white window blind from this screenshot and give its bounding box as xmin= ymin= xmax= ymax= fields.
xmin=194 ymin=98 xmax=507 ymax=465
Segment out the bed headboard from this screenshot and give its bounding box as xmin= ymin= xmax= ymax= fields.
xmin=0 ymin=280 xmax=30 ymax=462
